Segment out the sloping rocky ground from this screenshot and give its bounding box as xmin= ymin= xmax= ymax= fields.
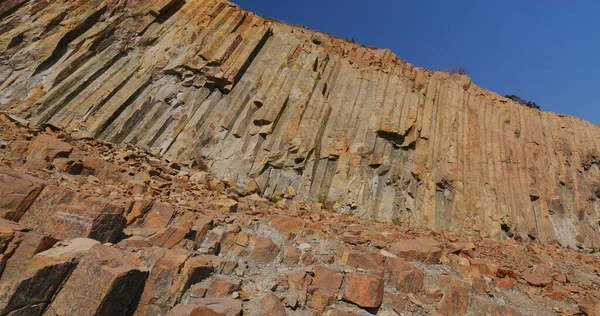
xmin=0 ymin=113 xmax=599 ymax=315
xmin=2 ymin=0 xmax=600 ymax=249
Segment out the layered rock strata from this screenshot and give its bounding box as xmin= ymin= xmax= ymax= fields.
xmin=1 ymin=0 xmax=599 ymax=249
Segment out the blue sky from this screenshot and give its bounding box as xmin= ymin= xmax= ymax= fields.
xmin=237 ymin=0 xmax=600 ymax=124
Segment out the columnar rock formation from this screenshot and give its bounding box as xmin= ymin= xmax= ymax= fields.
xmin=1 ymin=0 xmax=599 ymax=249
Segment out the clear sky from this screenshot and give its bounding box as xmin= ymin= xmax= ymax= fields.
xmin=236 ymin=0 xmax=600 ymax=124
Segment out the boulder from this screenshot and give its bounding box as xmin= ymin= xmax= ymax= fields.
xmin=0 ymin=238 xmax=98 ymax=315
xmin=0 ymin=167 xmax=44 ymax=221
xmin=260 ymin=292 xmax=286 ymax=316
xmin=521 ymin=271 xmax=552 ymax=287
xmin=18 ymin=186 xmax=126 ymax=243
xmin=389 ymin=237 xmax=443 ymax=264
xmin=313 ymin=265 xmax=343 ymax=292
xmin=341 ymin=248 xmax=384 ymax=272
xmin=342 ymin=272 xmax=384 ymax=308
xmin=44 ymin=244 xmax=148 ymax=315
xmin=248 ymin=236 xmax=279 ymax=263
xmin=383 ymin=257 xmax=424 ymax=293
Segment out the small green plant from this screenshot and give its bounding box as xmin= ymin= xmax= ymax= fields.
xmin=504 ymin=94 xmax=540 ymax=110
xmin=317 ymin=193 xmax=328 ymax=204
xmin=270 ymin=196 xmax=281 ymax=204
xmin=393 ymin=218 xmax=403 ymax=226
xmin=347 ymin=212 xmax=355 ymax=217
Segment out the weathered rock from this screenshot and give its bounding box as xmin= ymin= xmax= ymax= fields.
xmin=248 ymin=236 xmax=279 ymax=263
xmin=24 ymin=135 xmax=72 ymax=168
xmin=206 ymin=275 xmax=242 ymax=298
xmin=383 ymin=257 xmax=424 ymax=293
xmin=521 ymin=271 xmax=552 ymax=287
xmin=0 ymin=167 xmax=44 ymax=221
xmin=313 ymin=265 xmax=343 ymax=292
xmin=342 ymin=272 xmax=384 ymax=308
xmin=578 ymin=295 xmax=600 ymax=316
xmin=260 ymin=292 xmax=286 ymax=316
xmin=341 ymin=248 xmax=384 ymax=272
xmin=44 ymin=244 xmax=148 ymax=315
xmin=169 ymin=298 xmax=242 ymax=316
xmin=438 ymin=275 xmax=469 ymax=316
xmin=209 ymin=199 xmax=239 ymax=213
xmin=18 ymin=186 xmax=126 ymax=243
xmin=389 ymin=238 xmax=443 ymax=264
xmin=0 ymin=238 xmax=98 ymax=315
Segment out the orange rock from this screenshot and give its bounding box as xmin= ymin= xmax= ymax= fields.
xmin=248 ymin=236 xmax=280 ymax=263
xmin=271 ymin=216 xmax=304 ymax=240
xmin=0 ymin=167 xmax=44 ymax=221
xmin=169 ymin=298 xmax=242 ymax=316
xmin=282 ymin=246 xmax=300 ymax=265
xmin=496 ymin=277 xmax=516 ymax=289
xmin=209 ymin=199 xmax=238 ymax=213
xmin=45 ymin=244 xmax=148 ymax=315
xmin=24 ymin=134 xmax=72 ymax=165
xmin=578 ymin=295 xmax=600 ymax=316
xmin=19 ymin=186 xmax=126 ymax=243
xmin=521 ymin=271 xmax=552 ymax=287
xmin=341 ymin=248 xmax=384 ymax=272
xmin=389 ymin=237 xmax=443 ymax=264
xmin=439 ymin=275 xmax=469 ymax=316
xmin=260 ymin=292 xmax=286 ymax=316
xmin=312 ymin=289 xmax=336 ymax=313
xmin=135 ymin=248 xmax=190 ymax=315
xmin=342 ymin=272 xmax=384 ymax=308
xmin=206 ymin=275 xmax=242 ymax=298
xmin=383 ymin=257 xmax=424 ymax=293
xmin=384 ymin=292 xmax=409 ymax=313
xmin=313 ymin=265 xmax=343 ymax=292
xmin=0 ymin=238 xmax=97 ymax=315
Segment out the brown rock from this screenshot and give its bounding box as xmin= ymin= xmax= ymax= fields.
xmin=260 ymin=292 xmax=286 ymax=316
xmin=341 ymin=248 xmax=384 ymax=272
xmin=496 ymin=277 xmax=515 ymax=289
xmin=135 ymin=249 xmax=212 ymax=316
xmin=384 ymin=292 xmax=409 ymax=313
xmin=389 ymin=237 xmax=443 ymax=264
xmin=271 ymin=216 xmax=304 ymax=240
xmin=0 ymin=238 xmax=98 ymax=315
xmin=521 ymin=271 xmax=552 ymax=287
xmin=169 ymin=298 xmax=242 ymax=316
xmin=146 ymin=223 xmax=193 ymax=249
xmin=209 ymin=199 xmax=238 ymax=213
xmin=578 ymin=295 xmax=600 ymax=316
xmin=45 ymin=243 xmax=148 ymax=315
xmin=0 ymin=167 xmax=44 ymax=221
xmin=282 ymin=246 xmax=300 ymax=265
xmin=206 ymin=275 xmax=242 ymax=298
xmin=313 ymin=265 xmax=343 ymax=293
xmin=25 ymin=135 xmax=72 ymax=165
xmin=439 ymin=275 xmax=469 ymax=316
xmin=19 ymin=186 xmax=126 ymax=243
xmin=248 ymin=236 xmax=280 ymax=263
xmin=383 ymin=257 xmax=424 ymax=293
xmin=312 ymin=289 xmax=336 ymax=313
xmin=342 ymin=272 xmax=384 ymax=308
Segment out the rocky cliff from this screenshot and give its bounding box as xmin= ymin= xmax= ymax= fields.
xmin=1 ymin=0 xmax=599 ymax=250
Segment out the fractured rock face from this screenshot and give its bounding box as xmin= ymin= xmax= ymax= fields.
xmin=44 ymin=243 xmax=148 ymax=316
xmin=1 ymin=0 xmax=599 ymax=249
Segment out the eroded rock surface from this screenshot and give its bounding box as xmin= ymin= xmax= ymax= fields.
xmin=0 ymin=114 xmax=598 ymax=316
xmin=1 ymin=0 xmax=599 ymax=250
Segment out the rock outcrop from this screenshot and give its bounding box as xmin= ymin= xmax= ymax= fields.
xmin=0 ymin=113 xmax=599 ymax=315
xmin=1 ymin=0 xmax=600 ymax=250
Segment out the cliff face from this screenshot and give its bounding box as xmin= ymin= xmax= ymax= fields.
xmin=1 ymin=0 xmax=599 ymax=248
